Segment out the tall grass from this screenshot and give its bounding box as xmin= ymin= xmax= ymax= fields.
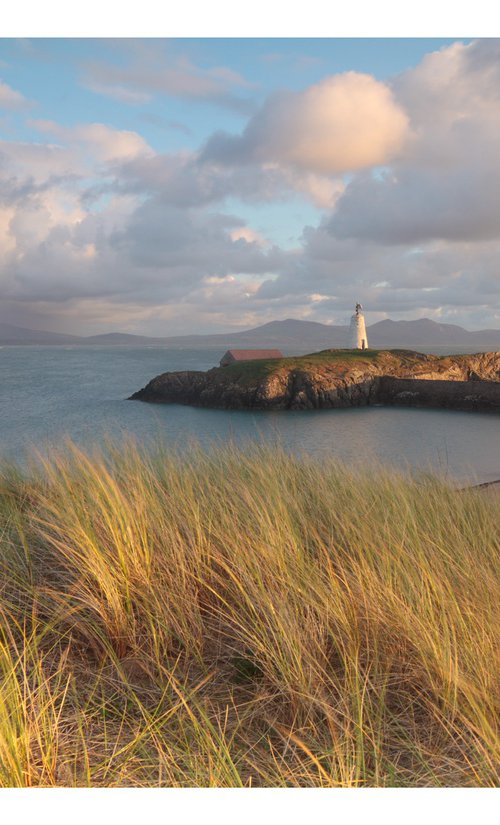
xmin=0 ymin=439 xmax=498 ymax=787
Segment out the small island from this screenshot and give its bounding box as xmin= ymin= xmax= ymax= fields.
xmin=130 ymin=349 xmax=500 ymax=412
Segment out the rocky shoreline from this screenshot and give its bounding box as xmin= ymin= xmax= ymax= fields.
xmin=129 ymin=349 xmax=500 ymax=413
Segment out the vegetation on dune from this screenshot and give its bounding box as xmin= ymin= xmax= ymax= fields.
xmin=0 ymin=440 xmax=498 ymax=787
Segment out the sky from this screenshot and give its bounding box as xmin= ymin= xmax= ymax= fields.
xmin=0 ymin=36 xmax=499 ymax=335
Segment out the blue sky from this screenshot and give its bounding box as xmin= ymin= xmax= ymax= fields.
xmin=0 ymin=37 xmax=498 ymax=335
xmin=1 ymin=38 xmax=461 ymax=149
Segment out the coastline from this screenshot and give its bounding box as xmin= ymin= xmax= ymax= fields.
xmin=130 ymin=349 xmax=500 ymax=413
xmin=467 ymin=478 xmax=500 ymax=496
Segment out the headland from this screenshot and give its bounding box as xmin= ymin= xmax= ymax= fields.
xmin=130 ymin=349 xmax=500 ymax=412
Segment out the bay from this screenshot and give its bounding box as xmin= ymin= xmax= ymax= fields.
xmin=0 ymin=345 xmax=499 ymax=484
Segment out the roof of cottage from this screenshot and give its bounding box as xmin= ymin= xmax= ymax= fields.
xmin=222 ymin=349 xmax=283 ymax=361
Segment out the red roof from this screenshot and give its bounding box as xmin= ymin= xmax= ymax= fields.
xmin=222 ymin=349 xmax=283 ymax=361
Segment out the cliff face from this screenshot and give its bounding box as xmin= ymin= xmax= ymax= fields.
xmin=130 ymin=350 xmax=500 ymax=412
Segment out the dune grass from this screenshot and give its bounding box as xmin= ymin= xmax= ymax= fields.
xmin=0 ymin=439 xmax=498 ymax=787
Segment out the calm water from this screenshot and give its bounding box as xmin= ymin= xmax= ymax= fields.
xmin=0 ymin=346 xmax=499 ymax=484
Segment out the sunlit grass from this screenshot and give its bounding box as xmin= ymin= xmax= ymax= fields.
xmin=217 ymin=348 xmax=385 ymax=383
xmin=0 ymin=439 xmax=498 ymax=787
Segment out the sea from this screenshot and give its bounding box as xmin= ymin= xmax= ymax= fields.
xmin=0 ymin=345 xmax=499 ymax=485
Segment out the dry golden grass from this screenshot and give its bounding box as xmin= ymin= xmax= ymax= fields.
xmin=0 ymin=439 xmax=498 ymax=787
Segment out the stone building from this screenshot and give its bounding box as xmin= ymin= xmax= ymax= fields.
xmin=220 ymin=349 xmax=283 ymax=367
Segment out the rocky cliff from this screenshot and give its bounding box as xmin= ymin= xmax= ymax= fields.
xmin=130 ymin=349 xmax=500 ymax=412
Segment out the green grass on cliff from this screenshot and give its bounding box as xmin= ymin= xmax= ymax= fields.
xmin=0 ymin=440 xmax=498 ymax=787
xmin=218 ymin=348 xmax=385 ymax=383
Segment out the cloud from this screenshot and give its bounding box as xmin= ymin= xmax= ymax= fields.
xmin=30 ymin=120 xmax=152 ymax=163
xmin=250 ymin=221 xmax=500 ymax=329
xmin=0 ymin=130 xmax=285 ymax=311
xmin=326 ymin=40 xmax=500 ymax=244
xmin=0 ymin=79 xmax=30 ymax=110
xmin=326 ymin=166 xmax=500 ymax=245
xmin=1 ymin=40 xmax=500 ymax=335
xmin=202 ymin=72 xmax=409 ymax=174
xmin=137 ymin=112 xmax=192 ymax=135
xmin=82 ymin=51 xmax=255 ymax=113
xmin=3 ymin=149 xmax=499 ymax=333
xmin=0 ymin=139 xmax=79 ymax=193
xmin=84 ymin=82 xmax=151 ymax=105
xmin=100 ymin=149 xmax=345 ymax=211
xmin=229 ymin=226 xmax=268 ymax=246
xmin=107 ymin=197 xmax=284 ymax=281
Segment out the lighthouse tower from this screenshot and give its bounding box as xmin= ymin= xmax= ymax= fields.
xmin=349 ymin=303 xmax=368 ymax=349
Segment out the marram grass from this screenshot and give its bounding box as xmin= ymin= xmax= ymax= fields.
xmin=0 ymin=439 xmax=498 ymax=787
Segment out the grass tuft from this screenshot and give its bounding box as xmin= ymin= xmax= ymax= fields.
xmin=0 ymin=439 xmax=498 ymax=787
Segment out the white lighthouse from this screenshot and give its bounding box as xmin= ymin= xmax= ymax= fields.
xmin=348 ymin=303 xmax=368 ymax=349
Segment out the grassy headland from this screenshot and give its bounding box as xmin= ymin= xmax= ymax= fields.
xmin=0 ymin=441 xmax=498 ymax=787
xmin=217 ymin=348 xmax=385 ymax=384
xmin=131 ymin=349 xmax=500 ymax=410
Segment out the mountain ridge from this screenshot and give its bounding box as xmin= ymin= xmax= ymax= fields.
xmin=1 ymin=317 xmax=500 ymax=351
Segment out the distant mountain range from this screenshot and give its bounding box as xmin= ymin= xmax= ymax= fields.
xmin=1 ymin=318 xmax=500 ymax=353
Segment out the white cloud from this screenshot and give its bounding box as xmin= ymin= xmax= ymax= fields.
xmin=0 ymin=78 xmax=30 ymax=110
xmin=83 ymin=81 xmax=152 ymax=105
xmin=31 ymin=120 xmax=152 ymax=163
xmin=1 ymin=40 xmax=500 ymax=334
xmin=202 ymin=72 xmax=409 ymax=174
xmin=327 ymin=40 xmax=500 ymax=244
xmin=229 ymin=226 xmax=268 ymax=246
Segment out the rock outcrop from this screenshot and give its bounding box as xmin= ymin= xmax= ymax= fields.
xmin=129 ymin=350 xmax=500 ymax=412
